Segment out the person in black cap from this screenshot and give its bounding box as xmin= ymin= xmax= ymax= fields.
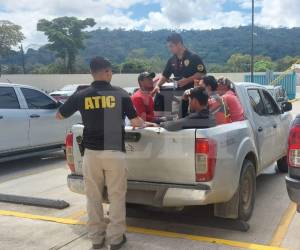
xmin=152 ymin=32 xmax=206 ymax=95
xmin=56 ymin=56 xmax=148 ymax=250
xmin=131 ymin=72 xmax=156 ymax=122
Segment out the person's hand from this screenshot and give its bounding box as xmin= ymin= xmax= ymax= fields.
xmin=145 ymin=122 xmax=159 ymax=127
xmin=56 ymin=112 xmax=64 ymax=120
xmin=153 ymin=77 xmax=160 ymax=84
xmin=182 ymin=89 xmax=191 ymax=101
xmin=177 ymin=78 xmax=188 ymax=87
xmin=151 ymin=85 xmax=160 ymax=96
xmin=159 ymin=116 xmax=167 ymax=122
xmin=194 ymin=79 xmax=204 ymax=87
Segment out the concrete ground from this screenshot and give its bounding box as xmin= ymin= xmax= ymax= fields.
xmin=0 ymin=100 xmax=299 ymax=250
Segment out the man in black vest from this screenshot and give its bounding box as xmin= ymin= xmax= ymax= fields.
xmin=56 ymin=57 xmax=145 ymax=250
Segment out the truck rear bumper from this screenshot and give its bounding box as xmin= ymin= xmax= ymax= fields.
xmin=286 ymin=176 xmax=300 ymax=212
xmin=67 ymin=174 xmax=211 ymax=207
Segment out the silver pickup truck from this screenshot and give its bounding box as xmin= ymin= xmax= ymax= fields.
xmin=66 ymin=82 xmax=293 ymax=221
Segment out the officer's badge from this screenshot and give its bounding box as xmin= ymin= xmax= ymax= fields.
xmin=184 ymin=59 xmax=190 ymax=67
xmin=197 ymin=64 xmax=204 ymax=72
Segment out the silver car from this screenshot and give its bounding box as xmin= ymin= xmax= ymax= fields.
xmin=0 ymin=83 xmax=81 ymax=162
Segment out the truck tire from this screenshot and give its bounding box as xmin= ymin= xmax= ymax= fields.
xmin=238 ymin=160 xmax=256 ymax=221
xmin=277 ymin=156 xmax=288 ymax=173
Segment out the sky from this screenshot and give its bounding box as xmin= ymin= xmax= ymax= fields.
xmin=0 ymin=0 xmax=300 ymax=49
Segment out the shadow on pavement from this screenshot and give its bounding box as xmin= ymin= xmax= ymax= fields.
xmin=0 ymin=152 xmax=65 ymax=183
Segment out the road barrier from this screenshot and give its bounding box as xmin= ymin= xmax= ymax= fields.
xmin=0 ymin=193 xmax=69 ymax=209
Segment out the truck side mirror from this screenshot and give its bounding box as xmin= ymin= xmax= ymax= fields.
xmin=281 ymin=101 xmax=292 ymax=112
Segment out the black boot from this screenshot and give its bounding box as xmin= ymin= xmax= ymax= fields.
xmin=110 ymin=235 xmax=127 ymax=250
xmin=92 ymin=239 xmax=105 ymax=249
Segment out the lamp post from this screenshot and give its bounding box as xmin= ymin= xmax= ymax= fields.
xmin=251 ymin=0 xmax=254 ymax=82
xmin=20 ymin=44 xmax=26 ymax=74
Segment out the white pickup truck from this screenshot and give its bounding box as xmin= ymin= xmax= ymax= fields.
xmin=66 ymin=82 xmax=293 ymax=221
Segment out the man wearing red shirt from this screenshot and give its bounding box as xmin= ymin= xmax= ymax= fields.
xmin=217 ymin=77 xmax=244 ymax=122
xmin=131 ymin=72 xmax=156 ymax=122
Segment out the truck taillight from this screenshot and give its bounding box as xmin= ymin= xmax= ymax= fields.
xmin=288 ymin=125 xmax=300 ymax=168
xmin=195 ymin=138 xmax=217 ymax=182
xmin=65 ymin=132 xmax=75 ymax=172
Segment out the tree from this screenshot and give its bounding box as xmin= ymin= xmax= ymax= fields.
xmin=254 ymin=60 xmax=275 ymax=72
xmin=275 ymin=56 xmax=300 ymax=71
xmin=227 ymin=53 xmax=251 ymax=72
xmin=121 ymin=59 xmax=150 ymax=73
xmin=0 ymin=20 xmax=24 ymax=74
xmin=37 ymin=17 xmax=95 ymax=73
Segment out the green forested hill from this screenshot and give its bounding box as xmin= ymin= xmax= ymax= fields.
xmin=82 ymin=26 xmax=300 ymax=64
xmin=3 ymin=26 xmax=300 ymax=70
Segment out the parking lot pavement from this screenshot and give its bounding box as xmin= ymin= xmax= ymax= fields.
xmin=0 ymin=154 xmax=297 ymax=250
xmin=0 ymin=101 xmax=299 ymax=250
xmin=291 ymin=99 xmax=300 ymax=118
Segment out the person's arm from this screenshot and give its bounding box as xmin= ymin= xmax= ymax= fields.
xmin=123 ymin=94 xmax=145 ymax=128
xmin=151 ymin=59 xmax=172 ymax=96
xmin=56 ymin=93 xmax=79 ymax=120
xmin=130 ymin=116 xmax=145 ymax=128
xmin=56 ymin=112 xmax=65 ymax=120
xmin=131 ymin=96 xmax=147 ymax=121
xmin=146 ymin=96 xmax=155 ymax=122
xmin=160 ymin=119 xmax=185 ymax=132
xmin=177 ymin=72 xmax=203 ymax=88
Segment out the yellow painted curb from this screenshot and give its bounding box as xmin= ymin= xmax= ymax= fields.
xmin=0 ymin=209 xmax=288 ymax=250
xmin=66 ymin=209 xmax=87 ymax=220
xmin=270 ymin=203 xmax=297 ymax=247
xmin=0 ymin=209 xmax=85 ymax=225
xmin=128 ymin=226 xmax=288 ymax=250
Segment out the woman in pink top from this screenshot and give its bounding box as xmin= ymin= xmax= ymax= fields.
xmin=217 ymin=77 xmax=245 ymax=122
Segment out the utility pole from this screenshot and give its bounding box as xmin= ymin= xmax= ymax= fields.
xmin=20 ymin=44 xmax=26 ymax=74
xmin=251 ymin=0 xmax=254 ymax=82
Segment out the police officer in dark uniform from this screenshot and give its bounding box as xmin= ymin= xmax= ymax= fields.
xmin=56 ymin=57 xmax=145 ymax=250
xmin=152 ymin=32 xmax=207 ymax=94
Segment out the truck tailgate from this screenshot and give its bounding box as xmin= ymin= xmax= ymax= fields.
xmin=125 ymin=127 xmax=196 ymax=184
xmin=72 ymin=125 xmax=197 ymax=185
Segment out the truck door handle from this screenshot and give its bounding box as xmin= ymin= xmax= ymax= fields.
xmin=258 ymin=127 xmax=263 ymax=132
xmin=0 ymin=115 xmax=3 ymax=119
xmin=30 ymin=114 xmax=40 ymax=118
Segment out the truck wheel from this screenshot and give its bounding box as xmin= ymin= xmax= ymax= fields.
xmin=238 ymin=160 xmax=256 ymax=221
xmin=277 ymin=156 xmax=288 ymax=173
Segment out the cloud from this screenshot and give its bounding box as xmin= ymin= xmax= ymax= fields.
xmin=257 ymin=0 xmax=300 ymax=28
xmin=0 ymin=0 xmax=299 ymax=48
xmin=144 ymin=0 xmax=247 ymax=30
xmin=235 ymin=0 xmax=263 ymax=9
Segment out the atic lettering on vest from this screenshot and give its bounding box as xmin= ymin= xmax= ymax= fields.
xmin=84 ymin=96 xmax=116 ymax=110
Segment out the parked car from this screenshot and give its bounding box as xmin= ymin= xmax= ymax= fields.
xmin=50 ymin=84 xmax=88 ymax=102
xmin=286 ymin=115 xmax=300 ymax=212
xmin=0 ymin=83 xmax=81 ymax=162
xmin=266 ymin=85 xmax=289 ymax=107
xmin=65 ymin=82 xmax=293 ymax=221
